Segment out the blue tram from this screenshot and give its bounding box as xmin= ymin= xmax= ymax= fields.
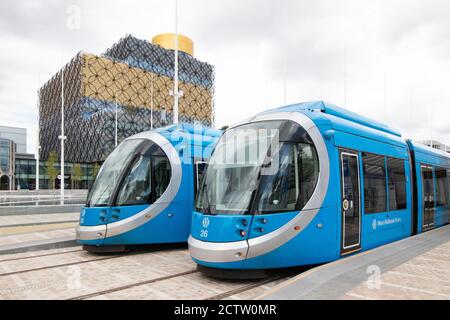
xmin=189 ymin=101 xmax=450 ymax=275
xmin=77 ymin=124 xmax=221 ymax=252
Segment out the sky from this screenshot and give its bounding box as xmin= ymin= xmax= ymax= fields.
xmin=0 ymin=0 xmax=449 ymax=154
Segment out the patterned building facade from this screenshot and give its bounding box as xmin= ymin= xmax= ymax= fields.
xmin=38 ymin=34 xmax=214 ymax=163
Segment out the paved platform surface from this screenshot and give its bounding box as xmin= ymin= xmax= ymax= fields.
xmin=0 ymin=222 xmax=78 ymax=237
xmin=0 ymin=212 xmax=79 ymax=228
xmin=0 ymin=245 xmax=289 ymax=300
xmin=262 ymin=224 xmax=450 ymax=300
xmin=0 ymin=227 xmax=76 ymax=248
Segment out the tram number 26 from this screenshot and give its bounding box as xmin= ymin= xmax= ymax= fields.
xmin=200 ymin=230 xmax=208 ymax=238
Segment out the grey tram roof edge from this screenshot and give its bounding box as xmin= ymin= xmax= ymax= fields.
xmin=262 ymin=100 xmax=402 ymax=138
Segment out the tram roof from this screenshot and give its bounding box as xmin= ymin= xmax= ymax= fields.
xmin=265 ymin=101 xmax=403 ymax=138
xmin=407 ymin=140 xmax=450 ymax=167
xmin=153 ymin=123 xmax=222 ymax=148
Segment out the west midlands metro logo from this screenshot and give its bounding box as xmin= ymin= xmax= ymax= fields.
xmin=372 ymin=219 xmax=377 ymax=230
xmin=372 ymin=217 xmax=402 ymax=230
xmin=202 ymin=217 xmax=210 ymax=228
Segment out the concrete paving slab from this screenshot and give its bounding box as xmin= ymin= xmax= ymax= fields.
xmin=0 ymin=235 xmax=77 ymax=255
xmin=0 ymin=227 xmax=76 ymax=252
xmin=0 ymin=248 xmax=193 ymax=299
xmin=0 ymin=212 xmax=79 ymax=227
xmin=0 ymin=222 xmax=78 ymax=237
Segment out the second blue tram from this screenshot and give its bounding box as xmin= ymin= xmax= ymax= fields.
xmin=189 ymin=101 xmax=450 ymax=275
xmin=77 ymin=124 xmax=221 ymax=252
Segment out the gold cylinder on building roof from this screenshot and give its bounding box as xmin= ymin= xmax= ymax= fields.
xmin=152 ymin=33 xmax=194 ymax=56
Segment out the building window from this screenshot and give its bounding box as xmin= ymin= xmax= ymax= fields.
xmin=0 ymin=139 xmax=11 ymax=172
xmin=387 ymin=157 xmax=407 ymax=211
xmin=435 ymin=167 xmax=448 ymax=207
xmin=363 ymin=153 xmax=387 ymax=214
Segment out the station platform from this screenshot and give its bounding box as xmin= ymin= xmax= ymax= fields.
xmin=261 ymin=224 xmax=450 ymax=300
xmin=0 ymin=227 xmax=76 ymax=255
xmin=0 ymin=212 xmax=79 ymax=229
xmin=0 ymin=208 xmax=79 ymax=250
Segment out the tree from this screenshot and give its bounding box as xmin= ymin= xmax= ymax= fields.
xmin=72 ymin=163 xmax=82 ymax=190
xmin=46 ymin=151 xmax=58 ymax=189
xmin=92 ymin=163 xmax=100 ymax=179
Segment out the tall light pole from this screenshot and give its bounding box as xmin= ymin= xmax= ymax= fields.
xmin=59 ymin=63 xmax=66 ymax=199
xmin=36 ymin=95 xmax=40 ymax=190
xmin=115 ymin=93 xmax=118 ymax=147
xmin=172 ymin=0 xmax=181 ymax=124
xmin=150 ymin=74 xmax=154 ymax=130
xmin=36 ymin=134 xmax=40 ymax=190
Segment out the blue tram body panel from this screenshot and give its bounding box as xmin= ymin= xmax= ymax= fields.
xmin=189 ymin=101 xmax=450 ymax=273
xmin=77 ymin=124 xmax=222 ymax=249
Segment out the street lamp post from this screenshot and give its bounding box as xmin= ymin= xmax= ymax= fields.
xmin=115 ymin=93 xmax=118 ymax=147
xmin=59 ymin=65 xmax=66 ymax=200
xmin=150 ymin=74 xmax=154 ymax=130
xmin=36 ymin=142 xmax=41 ymax=190
xmin=172 ymin=0 xmax=182 ymax=124
xmin=36 ymin=99 xmax=40 ymax=190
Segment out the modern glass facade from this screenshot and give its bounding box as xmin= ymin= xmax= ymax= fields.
xmin=0 ymin=139 xmax=11 ymax=173
xmin=0 ymin=138 xmax=15 ymax=190
xmin=14 ymin=156 xmax=97 ymax=190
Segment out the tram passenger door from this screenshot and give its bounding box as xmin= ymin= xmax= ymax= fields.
xmin=340 ymin=150 xmax=361 ymax=254
xmin=421 ymin=165 xmax=435 ymax=230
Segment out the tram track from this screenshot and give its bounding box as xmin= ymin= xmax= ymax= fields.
xmin=0 ymin=248 xmax=83 ymax=263
xmin=68 ymin=269 xmax=199 ymax=300
xmin=69 ymin=271 xmax=289 ymax=300
xmin=0 ymin=253 xmax=127 ymax=277
xmin=0 ymin=247 xmax=296 ymax=300
xmin=205 ymin=276 xmax=286 ymax=300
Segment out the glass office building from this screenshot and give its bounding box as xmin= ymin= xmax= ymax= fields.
xmin=0 ymin=130 xmax=97 ymax=190
xmin=14 ymin=154 xmax=96 ymax=190
xmin=0 ymin=138 xmax=15 ymax=190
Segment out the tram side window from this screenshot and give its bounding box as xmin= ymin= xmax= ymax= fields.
xmin=115 ymin=154 xmax=171 ymax=206
xmin=194 ymin=161 xmax=207 ymax=196
xmin=297 ymin=143 xmax=320 ymax=209
xmin=387 ymin=158 xmax=407 ymax=211
xmin=153 ymin=156 xmax=171 ymax=200
xmin=363 ymin=153 xmax=387 ymax=214
xmin=435 ymin=167 xmax=448 ymax=207
xmin=116 ymin=155 xmax=152 ymax=206
xmin=256 ymin=142 xmax=319 ymax=213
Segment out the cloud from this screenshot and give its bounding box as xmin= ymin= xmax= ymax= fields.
xmin=0 ymin=0 xmax=449 ymax=155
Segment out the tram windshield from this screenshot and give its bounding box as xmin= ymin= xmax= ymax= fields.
xmin=196 ymin=120 xmax=319 ymax=215
xmin=86 ymin=138 xmax=172 ymax=208
xmin=86 ymin=139 xmax=145 ymax=207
